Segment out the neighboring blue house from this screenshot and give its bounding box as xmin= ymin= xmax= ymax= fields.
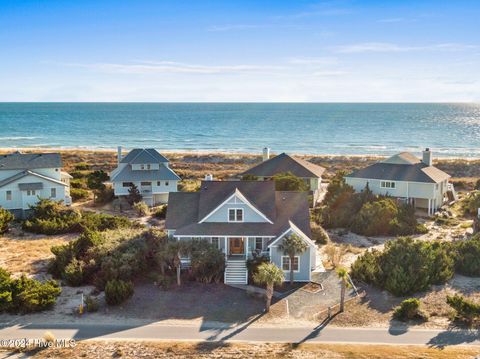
xmin=110 ymin=147 xmax=181 ymax=206
xmin=165 ymin=180 xmax=318 ymax=284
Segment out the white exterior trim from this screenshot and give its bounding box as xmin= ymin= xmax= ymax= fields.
xmin=198 ymin=188 xmax=273 ymax=224
xmin=281 ymin=255 xmax=300 ymax=273
xmin=268 ymin=220 xmax=316 ymax=248
xmin=227 ymin=207 xmax=244 ymax=222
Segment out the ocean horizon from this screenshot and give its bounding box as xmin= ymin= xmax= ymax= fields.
xmin=1 ymin=102 xmax=479 ymax=158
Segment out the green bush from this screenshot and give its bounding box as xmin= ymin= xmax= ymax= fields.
xmin=446 ymin=294 xmax=480 ymax=326
xmin=74 ymin=162 xmax=90 ymax=171
xmin=63 ymin=258 xmax=85 ymax=286
xmin=70 ymin=188 xmax=90 ymax=202
xmin=85 ymin=295 xmax=99 ymax=312
xmin=246 ymin=255 xmax=269 ymax=284
xmin=189 ymin=240 xmax=225 ymax=283
xmin=154 ymin=205 xmax=167 ymax=220
xmin=23 ymin=199 xmax=132 ymax=235
xmin=0 ymin=269 xmax=61 ymax=314
xmin=322 ymin=174 xmax=425 ymax=236
xmin=453 ymin=234 xmax=480 ymax=276
xmin=272 ymin=172 xmax=308 ymax=191
xmin=393 ymin=298 xmax=427 ymax=321
xmin=133 ymin=201 xmax=150 ymax=216
xmin=351 ymin=237 xmax=454 ymax=296
xmin=464 ymin=191 xmax=480 ymax=216
xmin=105 ymin=279 xmax=134 ymax=305
xmin=0 ymin=208 xmax=14 ymax=234
xmin=241 ymin=174 xmax=258 ymax=181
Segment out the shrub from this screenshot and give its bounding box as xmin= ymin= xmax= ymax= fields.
xmin=85 ymin=295 xmax=99 ymax=312
xmin=95 ymin=187 xmax=114 ymax=204
xmin=311 ymin=224 xmax=329 ymax=245
xmin=241 ymin=174 xmax=258 ymax=181
xmin=475 ymin=179 xmax=480 ymax=191
xmin=272 ymin=172 xmax=308 ymax=191
xmin=133 ymin=202 xmax=150 ymax=216
xmin=246 ymin=255 xmax=269 ymax=284
xmin=464 ymin=191 xmax=480 ymax=216
xmin=154 ymin=205 xmax=167 ymax=220
xmin=127 ymin=184 xmax=142 ymax=205
xmin=70 ymin=188 xmax=90 ymax=202
xmin=74 ymin=162 xmax=90 ymax=171
xmin=105 ymin=279 xmax=134 ymax=305
xmin=393 ymin=298 xmax=427 ymax=321
xmin=0 ymin=208 xmax=14 ymax=234
xmin=446 ymin=294 xmax=480 ymax=326
xmin=0 ymin=270 xmax=61 ymax=314
xmin=453 ymin=234 xmax=480 ymax=276
xmin=351 ymin=237 xmax=454 ymax=296
xmin=63 ymin=258 xmax=86 ymax=286
xmin=190 ymin=241 xmax=225 ymax=283
xmin=352 ymin=199 xmax=398 ymax=236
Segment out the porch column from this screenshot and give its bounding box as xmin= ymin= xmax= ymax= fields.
xmin=224 ymin=237 xmax=227 ymax=258
xmin=428 ymin=199 xmax=431 ymax=216
xmin=245 ymin=237 xmax=248 ymax=257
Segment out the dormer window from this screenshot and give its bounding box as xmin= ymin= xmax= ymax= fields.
xmin=147 ymin=164 xmax=151 ymax=170
xmin=228 ymin=208 xmax=243 ymax=222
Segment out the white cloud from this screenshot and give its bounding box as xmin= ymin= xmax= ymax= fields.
xmin=65 ymin=61 xmax=285 ymax=74
xmin=334 ymin=42 xmax=479 ymax=53
xmin=287 ymin=57 xmax=337 ymax=65
xmin=312 ymin=70 xmax=348 ymax=76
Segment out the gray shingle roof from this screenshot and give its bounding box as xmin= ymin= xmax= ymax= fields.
xmin=120 ymin=149 xmax=169 ymax=164
xmin=166 ymin=181 xmax=311 ymax=238
xmin=0 ymin=152 xmax=62 ymax=170
xmin=346 ymin=153 xmax=450 ymax=183
xmin=197 ymin=181 xmax=276 ymax=222
xmin=240 ymin=153 xmax=325 ymax=179
xmin=111 ymin=164 xmax=181 ymax=182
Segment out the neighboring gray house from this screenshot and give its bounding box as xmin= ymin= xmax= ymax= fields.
xmin=165 ymin=180 xmax=318 ymax=284
xmin=345 ymin=149 xmax=454 ymax=215
xmin=239 ymin=148 xmax=326 ymax=203
xmin=0 ymin=151 xmax=72 ymax=218
xmin=110 ymin=147 xmax=181 ymax=206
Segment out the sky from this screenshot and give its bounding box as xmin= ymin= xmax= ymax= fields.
xmin=0 ymin=0 xmax=479 ymax=102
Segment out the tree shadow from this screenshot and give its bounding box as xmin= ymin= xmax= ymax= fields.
xmin=427 ymin=327 xmax=480 ymax=348
xmin=292 ymin=311 xmax=339 ymax=347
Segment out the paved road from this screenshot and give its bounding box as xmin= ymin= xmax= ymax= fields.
xmin=0 ymin=322 xmax=479 ymax=347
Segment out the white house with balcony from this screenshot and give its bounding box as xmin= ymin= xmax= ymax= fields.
xmin=0 ymin=151 xmax=72 ymax=218
xmin=110 ymin=147 xmax=180 ymax=206
xmin=345 ymin=149 xmax=454 ymax=215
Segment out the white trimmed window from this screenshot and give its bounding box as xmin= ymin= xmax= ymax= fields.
xmin=281 ymin=256 xmax=299 ymax=272
xmin=122 ymin=182 xmax=133 ymax=187
xmin=26 ymin=190 xmax=36 ymax=196
xmin=165 ymin=181 xmax=169 ymax=186
xmin=380 ymin=181 xmax=396 ymax=189
xmin=141 ymin=181 xmax=151 ymax=186
xmin=51 ymin=188 xmax=56 ymax=198
xmin=6 ymin=191 xmax=12 ymax=201
xmin=211 ymin=237 xmax=219 ymax=249
xmin=146 ymin=164 xmax=151 ymax=170
xmin=228 ymin=208 xmax=243 ymax=222
xmin=255 ymin=237 xmax=263 ymax=251
xmin=157 ymin=181 xmax=161 ymax=186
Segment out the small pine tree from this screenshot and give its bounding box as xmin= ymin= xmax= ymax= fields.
xmin=127 ymin=184 xmax=142 ymax=205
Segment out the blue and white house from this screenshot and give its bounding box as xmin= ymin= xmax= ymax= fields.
xmin=165 ymin=180 xmax=319 ymax=284
xmin=110 ymin=147 xmax=181 ymax=206
xmin=0 ymin=151 xmax=72 ymax=218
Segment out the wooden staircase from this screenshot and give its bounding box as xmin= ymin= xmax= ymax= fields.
xmin=224 ymin=257 xmax=248 ymax=285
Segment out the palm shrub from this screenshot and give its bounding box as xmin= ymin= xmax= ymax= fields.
xmin=105 ymin=279 xmax=134 ymax=305
xmin=279 ymin=234 xmax=308 ymax=285
xmin=253 ymin=263 xmax=284 ymax=312
xmin=0 ymin=208 xmax=14 ymax=234
xmin=337 ymin=267 xmax=350 ymax=312
xmin=246 ymin=255 xmax=269 ymax=284
xmin=393 ymin=298 xmax=427 ymax=321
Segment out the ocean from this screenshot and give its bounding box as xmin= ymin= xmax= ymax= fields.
xmin=0 ymin=103 xmax=479 ymax=158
